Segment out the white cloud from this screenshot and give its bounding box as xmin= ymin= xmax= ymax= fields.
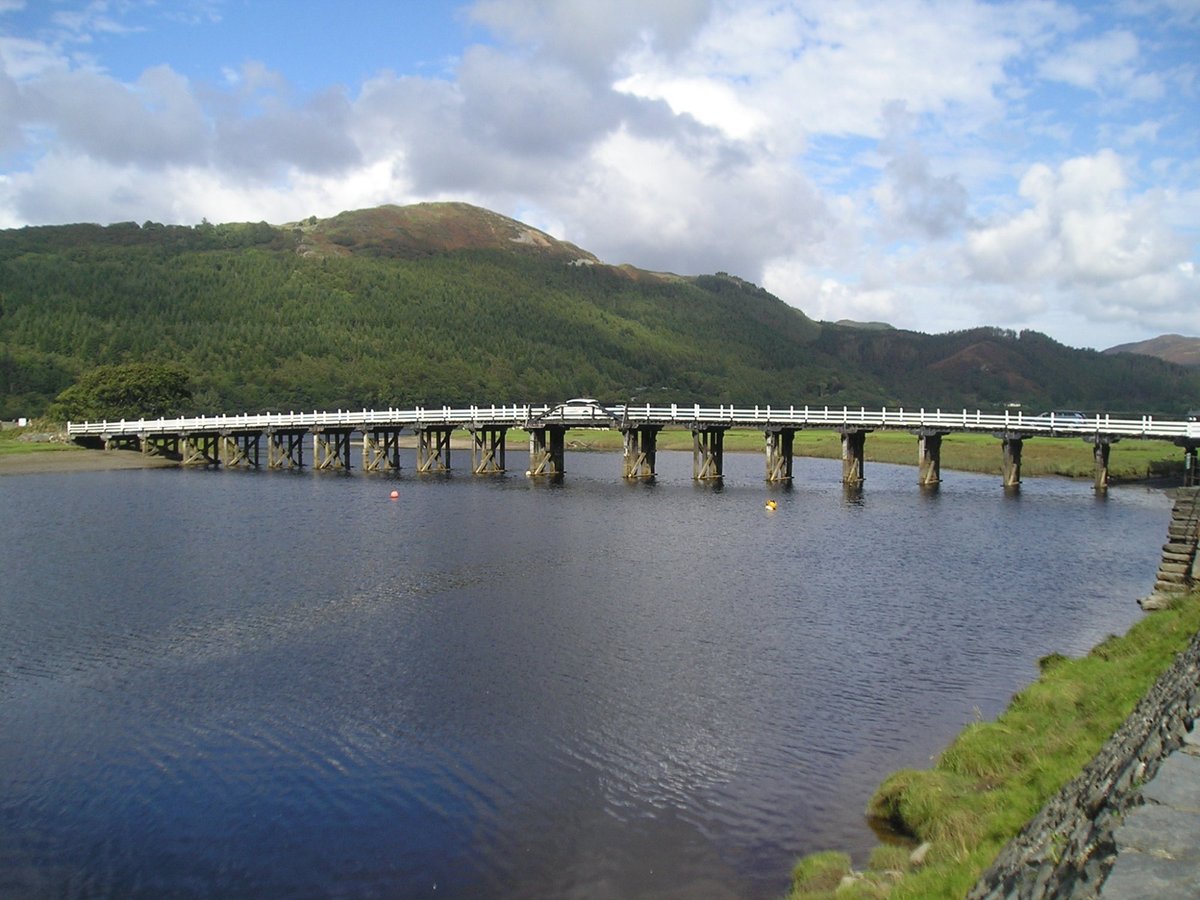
xmin=966 ymin=150 xmax=1188 ymax=285
xmin=0 ymin=0 xmax=1195 ymax=349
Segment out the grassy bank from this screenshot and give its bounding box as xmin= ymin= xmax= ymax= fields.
xmin=788 ymin=591 xmax=1200 ymax=899
xmin=0 ymin=424 xmax=84 ymax=456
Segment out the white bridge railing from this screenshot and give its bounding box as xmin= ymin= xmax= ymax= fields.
xmin=67 ymin=404 xmax=1200 ymax=441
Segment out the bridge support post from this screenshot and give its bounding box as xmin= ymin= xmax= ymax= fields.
xmin=220 ymin=432 xmax=260 ymax=468
xmin=1092 ymin=438 xmax=1117 ymax=491
xmin=141 ymin=433 xmax=180 ymax=459
xmin=314 ymin=428 xmax=353 ymax=471
xmin=528 ymin=426 xmax=565 ymax=477
xmin=267 ymin=429 xmax=305 ymax=469
xmin=103 ymin=433 xmax=140 ymax=452
xmin=764 ymin=427 xmax=795 ymax=483
xmin=621 ymin=425 xmax=661 ymax=479
xmin=181 ymin=433 xmax=219 ymax=467
xmin=914 ymin=429 xmax=949 ymax=486
xmin=1184 ymin=445 xmax=1199 ymax=488
xmin=840 ymin=428 xmax=870 ymax=486
xmin=1001 ymin=437 xmax=1024 ymax=488
xmin=363 ymin=428 xmax=402 ymax=472
xmin=471 ymin=427 xmax=507 ymax=474
xmin=693 ymin=427 xmax=727 ymax=480
xmin=416 ymin=427 xmax=453 ymax=473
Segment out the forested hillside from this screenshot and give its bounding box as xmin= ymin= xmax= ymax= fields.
xmin=1 ymin=203 xmax=1197 ymax=420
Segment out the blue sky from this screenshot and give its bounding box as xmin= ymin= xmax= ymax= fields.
xmin=1 ymin=0 xmax=1197 ymax=350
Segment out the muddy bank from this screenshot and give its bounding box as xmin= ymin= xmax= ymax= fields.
xmin=0 ymin=448 xmax=179 ymax=476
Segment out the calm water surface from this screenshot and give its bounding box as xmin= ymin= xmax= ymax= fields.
xmin=0 ymin=451 xmax=1171 ymax=898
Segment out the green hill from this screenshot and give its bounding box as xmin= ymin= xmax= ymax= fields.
xmin=1 ymin=203 xmax=1197 ymax=420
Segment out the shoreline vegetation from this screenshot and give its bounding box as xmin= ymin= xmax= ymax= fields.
xmin=0 ymin=425 xmax=1186 ymax=482
xmin=789 ymin=590 xmax=1200 ymax=900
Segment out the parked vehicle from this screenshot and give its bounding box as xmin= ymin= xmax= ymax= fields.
xmin=1034 ymin=410 xmax=1087 ymax=423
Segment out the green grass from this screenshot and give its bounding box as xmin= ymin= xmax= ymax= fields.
xmin=788 ymin=592 xmax=1200 ymax=899
xmin=558 ymin=428 xmax=1183 ymax=481
xmin=0 ymin=424 xmax=84 ymax=456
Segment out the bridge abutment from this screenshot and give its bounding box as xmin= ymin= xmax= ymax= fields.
xmin=528 ymin=426 xmax=565 ymax=477
xmin=692 ymin=427 xmax=727 ymax=480
xmin=764 ymin=427 xmax=795 ymax=483
xmin=621 ymin=425 xmax=661 ymax=479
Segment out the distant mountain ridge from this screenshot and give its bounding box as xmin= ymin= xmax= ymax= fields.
xmin=1104 ymin=334 xmax=1200 ymax=368
xmin=2 ymin=202 xmax=1199 ymax=419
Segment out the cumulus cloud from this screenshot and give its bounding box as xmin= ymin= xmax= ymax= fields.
xmin=873 ymin=101 xmax=968 ymax=239
xmin=965 ymin=150 xmax=1198 ymax=335
xmin=0 ymin=0 xmax=1195 ymax=348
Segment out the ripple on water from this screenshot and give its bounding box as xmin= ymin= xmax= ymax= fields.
xmin=0 ymin=460 xmax=1170 ymax=898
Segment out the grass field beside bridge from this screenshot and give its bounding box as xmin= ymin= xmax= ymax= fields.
xmin=560 ymin=428 xmax=1184 ymax=482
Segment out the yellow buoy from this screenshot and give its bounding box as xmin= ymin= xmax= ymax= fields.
xmin=765 ymin=499 xmax=777 ymax=511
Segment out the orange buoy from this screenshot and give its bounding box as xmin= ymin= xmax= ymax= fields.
xmin=389 ymin=490 xmax=399 ymax=500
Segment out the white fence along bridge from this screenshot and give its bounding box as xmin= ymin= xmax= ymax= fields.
xmin=67 ymin=401 xmax=1200 ymax=488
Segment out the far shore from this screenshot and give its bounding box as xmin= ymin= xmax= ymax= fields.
xmin=0 ymin=447 xmax=179 ymax=476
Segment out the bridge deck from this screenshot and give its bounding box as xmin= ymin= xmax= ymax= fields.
xmin=66 ymin=404 xmax=1200 ymax=442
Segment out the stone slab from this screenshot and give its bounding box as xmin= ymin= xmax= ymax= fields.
xmin=1112 ymin=805 xmax=1200 ymax=860
xmin=1142 ymin=753 xmax=1200 ymax=812
xmin=1100 ymin=850 xmax=1200 ymax=899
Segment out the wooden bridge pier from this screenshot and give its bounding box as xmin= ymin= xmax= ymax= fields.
xmin=621 ymin=425 xmax=661 ymax=479
xmin=181 ymin=432 xmax=220 ymax=466
xmin=471 ymin=427 xmax=507 ymax=474
xmin=1178 ymin=441 xmax=1199 ymax=488
xmin=141 ymin=433 xmax=180 ymax=459
xmin=528 ymin=426 xmax=565 ymax=477
xmin=1092 ymin=437 xmax=1117 ymax=491
xmin=840 ymin=427 xmax=871 ymax=486
xmin=363 ymin=428 xmax=402 ymax=472
xmin=692 ymin=426 xmax=727 ymax=480
xmin=103 ymin=432 xmax=140 ymax=452
xmin=416 ymin=426 xmax=453 ymax=473
xmin=313 ymin=428 xmax=353 ymax=470
xmin=915 ymin=429 xmax=949 ymax=486
xmin=1000 ymin=436 xmax=1024 ymax=488
xmin=764 ymin=427 xmax=795 ymax=483
xmin=267 ymin=429 xmax=305 ymax=469
xmin=220 ymin=431 xmax=260 ymax=468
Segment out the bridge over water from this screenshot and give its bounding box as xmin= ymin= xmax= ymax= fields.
xmin=67 ymin=401 xmax=1200 ymax=489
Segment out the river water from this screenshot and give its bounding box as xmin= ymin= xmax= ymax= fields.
xmin=0 ymin=450 xmax=1171 ymax=898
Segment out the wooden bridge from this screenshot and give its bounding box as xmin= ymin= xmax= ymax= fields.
xmin=67 ymin=401 xmax=1200 ymax=489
